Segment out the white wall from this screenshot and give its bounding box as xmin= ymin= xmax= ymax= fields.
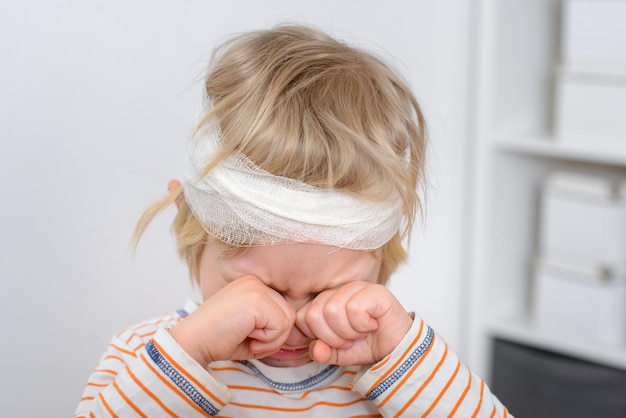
xmin=0 ymin=1 xmax=472 ymax=415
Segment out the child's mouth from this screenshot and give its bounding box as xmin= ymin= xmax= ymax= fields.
xmin=266 ymin=347 xmax=310 ymax=361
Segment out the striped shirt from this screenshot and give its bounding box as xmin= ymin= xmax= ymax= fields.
xmin=75 ymin=300 xmax=511 ymax=417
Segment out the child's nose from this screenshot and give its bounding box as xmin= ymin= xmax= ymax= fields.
xmin=282 ymin=293 xmax=316 ymax=311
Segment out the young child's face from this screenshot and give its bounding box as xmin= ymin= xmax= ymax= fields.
xmin=198 ymin=241 xmax=383 ymax=367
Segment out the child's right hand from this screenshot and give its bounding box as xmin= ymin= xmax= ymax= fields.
xmin=168 ymin=276 xmax=296 ymax=366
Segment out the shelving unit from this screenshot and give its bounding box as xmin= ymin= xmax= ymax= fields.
xmin=493 ymin=134 xmax=626 ymax=167
xmin=467 ymin=0 xmax=626 ymax=379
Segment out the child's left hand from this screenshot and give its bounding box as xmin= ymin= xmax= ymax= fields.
xmin=296 ymin=281 xmax=413 ymax=366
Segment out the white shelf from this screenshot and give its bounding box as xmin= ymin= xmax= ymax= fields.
xmin=467 ymin=0 xmax=626 ymax=379
xmin=491 ymin=134 xmax=626 ymax=167
xmin=487 ymin=316 xmax=626 ymax=371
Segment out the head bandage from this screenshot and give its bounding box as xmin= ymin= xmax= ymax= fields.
xmin=182 ymin=128 xmax=404 ymax=250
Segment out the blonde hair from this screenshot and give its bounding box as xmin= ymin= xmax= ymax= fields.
xmin=135 ymin=24 xmax=427 ymax=285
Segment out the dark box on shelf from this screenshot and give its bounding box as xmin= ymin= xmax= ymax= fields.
xmin=491 ymin=338 xmax=626 ymax=417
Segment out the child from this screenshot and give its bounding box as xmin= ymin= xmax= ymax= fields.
xmin=75 ymin=24 xmax=511 ymax=417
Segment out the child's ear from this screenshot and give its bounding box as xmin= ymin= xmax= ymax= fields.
xmin=168 ymin=179 xmax=183 ymax=208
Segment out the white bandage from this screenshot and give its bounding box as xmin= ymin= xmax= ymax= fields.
xmin=183 ymin=128 xmax=403 ymax=249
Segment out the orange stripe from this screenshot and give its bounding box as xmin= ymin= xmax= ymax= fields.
xmin=103 ymin=354 xmax=124 ymax=363
xmin=229 ymin=397 xmax=369 ymax=412
xmin=139 ymin=330 xmax=158 ymax=339
xmin=94 ymin=369 xmax=119 ymax=376
xmin=393 ymin=343 xmax=449 ymax=417
xmin=97 ymin=392 xmax=118 ymax=417
xmin=350 ymin=415 xmax=383 ymax=418
xmin=133 ymin=342 xmax=146 ymax=352
xmin=448 ymin=366 xmax=472 ymax=416
xmin=151 ymin=338 xmax=225 ymax=407
xmin=80 ymin=395 xmax=95 ymax=402
xmin=422 ymin=359 xmax=461 ymax=417
xmin=369 ymin=355 xmax=391 ymax=372
xmin=227 ymin=385 xmax=276 ymax=395
xmin=127 ymin=365 xmax=178 ymax=417
xmin=504 ymin=406 xmax=508 ymax=417
xmin=212 ymin=364 xmax=257 ymax=378
xmin=377 ymin=333 xmax=436 ymax=408
xmin=369 ymin=320 xmax=425 ymax=390
xmin=86 ymin=382 xmax=109 ymax=388
xmin=211 ymin=366 xmax=241 ymax=371
xmin=110 ymin=343 xmax=137 ymax=357
xmin=139 ymin=352 xmax=210 ymax=416
xmin=113 ymin=380 xmax=147 ymax=417
xmin=89 ymin=412 xmax=96 ymax=418
xmin=471 ymin=380 xmax=485 ymax=418
xmin=212 ymin=365 xmax=254 ymax=374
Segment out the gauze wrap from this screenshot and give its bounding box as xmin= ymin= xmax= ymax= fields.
xmin=182 ymin=128 xmax=403 ymax=249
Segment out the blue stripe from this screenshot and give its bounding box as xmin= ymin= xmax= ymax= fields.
xmin=240 ymin=360 xmax=340 ymax=392
xmin=366 ymin=325 xmax=435 ymax=400
xmin=146 ymin=340 xmax=219 ymax=415
xmin=176 ymin=308 xmax=189 ymax=318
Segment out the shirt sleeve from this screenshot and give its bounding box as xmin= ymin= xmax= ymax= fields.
xmin=352 ymin=316 xmax=512 ymax=417
xmin=74 ymin=328 xmax=233 ymax=417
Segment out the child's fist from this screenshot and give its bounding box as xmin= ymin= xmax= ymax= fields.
xmin=169 ymin=276 xmax=296 ymax=366
xmin=296 ymin=281 xmax=412 ymax=366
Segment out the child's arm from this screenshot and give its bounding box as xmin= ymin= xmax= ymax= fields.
xmin=74 ymin=326 xmax=233 ymax=417
xmin=75 ymin=277 xmax=294 ymax=417
xmin=298 ymin=282 xmax=512 ymax=417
